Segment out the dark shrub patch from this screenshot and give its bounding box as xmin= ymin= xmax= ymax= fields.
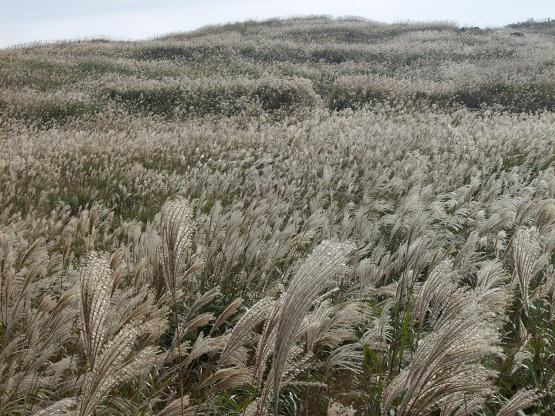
xmin=4 ymin=99 xmax=100 ymax=124
xmin=454 ymin=81 xmax=555 ymax=113
xmin=105 ymin=78 xmax=317 ymax=117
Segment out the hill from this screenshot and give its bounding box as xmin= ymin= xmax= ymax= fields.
xmin=2 ymin=16 xmax=555 ymax=123
xmin=1 ymin=17 xmax=555 ymax=416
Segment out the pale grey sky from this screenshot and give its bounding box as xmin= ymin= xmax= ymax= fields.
xmin=2 ymin=0 xmax=554 ymax=47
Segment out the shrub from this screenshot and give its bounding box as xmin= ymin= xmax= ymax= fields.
xmin=453 ymin=80 xmax=555 ymax=112
xmin=326 ymin=75 xmax=417 ymax=110
xmin=105 ymin=76 xmax=317 ymax=117
xmin=135 ymin=44 xmax=230 ymax=61
xmin=1 ymin=89 xmax=99 ymax=125
xmin=327 ymin=76 xmax=555 ymax=113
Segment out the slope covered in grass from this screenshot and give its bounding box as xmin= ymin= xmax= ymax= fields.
xmin=2 ymin=16 xmax=555 ymax=124
xmin=1 ymin=16 xmax=555 ymax=416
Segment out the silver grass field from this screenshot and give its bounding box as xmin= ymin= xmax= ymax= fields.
xmin=1 ymin=16 xmax=555 ymax=416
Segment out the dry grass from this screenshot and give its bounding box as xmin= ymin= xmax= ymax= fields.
xmin=1 ymin=16 xmax=554 ymax=416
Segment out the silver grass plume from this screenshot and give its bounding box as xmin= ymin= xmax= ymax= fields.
xmin=183 ymin=332 xmax=230 ymax=368
xmin=441 ymin=393 xmax=488 ymax=416
xmin=157 ymin=396 xmax=189 ymax=416
xmin=512 ymin=228 xmax=544 ymax=310
xmin=266 ymin=345 xmax=313 ymax=396
xmin=454 ymin=231 xmax=480 ymax=272
xmin=159 ymin=197 xmax=195 ymax=295
xmin=496 ymin=389 xmax=544 ymax=416
xmin=476 ymin=260 xmax=509 ymax=291
xmin=477 ymin=213 xmax=501 ymax=236
xmin=78 ymin=322 xmax=159 ymax=416
xmin=219 ymin=296 xmax=277 ymax=367
xmin=325 ymin=343 xmax=364 ymax=375
xmin=156 ymin=395 xmax=205 ymax=416
xmin=33 ymin=398 xmax=77 ymax=415
xmin=412 ymin=260 xmax=459 ymax=328
xmin=305 ymin=300 xmax=363 ymax=350
xmin=211 ymin=296 xmax=243 ymax=334
xmin=200 ymin=367 xmax=254 ymax=395
xmin=381 ymin=311 xmax=500 ymax=416
xmin=327 ymin=400 xmax=356 ymax=416
xmin=79 ymin=252 xmax=111 ymax=367
xmin=184 ymin=286 xmax=221 ymax=321
xmin=361 ymin=299 xmax=393 ymax=351
xmin=474 ymin=260 xmax=510 ymax=316
xmin=254 ymin=299 xmax=282 ymax=387
xmin=271 ymin=240 xmax=354 ymax=412
xmin=244 ymin=399 xmax=264 ymax=416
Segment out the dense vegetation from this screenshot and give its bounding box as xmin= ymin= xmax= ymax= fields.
xmin=1 ymin=16 xmax=554 ymax=415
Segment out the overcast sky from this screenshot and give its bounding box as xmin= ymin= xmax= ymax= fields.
xmin=2 ymin=0 xmax=554 ymax=47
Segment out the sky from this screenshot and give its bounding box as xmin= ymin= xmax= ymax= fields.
xmin=1 ymin=0 xmax=554 ymax=47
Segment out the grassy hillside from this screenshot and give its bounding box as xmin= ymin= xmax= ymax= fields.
xmin=1 ymin=16 xmax=555 ymax=415
xmin=2 ymin=16 xmax=555 ymax=124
